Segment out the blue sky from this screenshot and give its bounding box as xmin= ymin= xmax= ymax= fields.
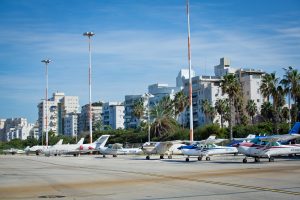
xmin=0 ymin=0 xmax=299 ymax=123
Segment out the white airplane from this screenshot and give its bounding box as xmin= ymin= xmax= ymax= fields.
xmin=25 ymin=139 xmax=63 ymax=155
xmin=96 ymin=135 xmax=143 ymax=157
xmin=237 ymin=134 xmax=300 ymax=163
xmin=79 ymin=135 xmax=111 ymax=154
xmin=180 ymin=135 xmax=238 ymax=162
xmin=141 ymin=141 xmax=174 ymax=160
xmin=44 ymin=138 xmax=84 ymax=156
xmin=3 ymin=148 xmax=27 ymax=155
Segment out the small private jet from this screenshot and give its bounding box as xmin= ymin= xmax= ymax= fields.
xmin=180 ymin=135 xmax=238 ymax=162
xmin=3 ymin=148 xmax=26 ymax=155
xmin=44 ymin=138 xmax=84 ymax=156
xmin=25 ymin=139 xmax=63 ymax=155
xmin=236 ymin=134 xmax=300 ymax=163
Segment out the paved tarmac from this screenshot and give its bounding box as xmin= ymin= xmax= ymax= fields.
xmin=0 ymin=154 xmax=299 ymax=200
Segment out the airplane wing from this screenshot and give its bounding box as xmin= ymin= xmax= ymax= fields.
xmin=260 ymin=134 xmax=300 ymax=143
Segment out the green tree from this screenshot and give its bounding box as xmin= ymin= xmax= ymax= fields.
xmin=261 ymin=102 xmax=274 ymax=121
xmin=132 ymin=98 xmax=145 ymax=126
xmin=150 ymin=96 xmax=176 ymax=138
xmin=215 ymin=98 xmax=230 ymax=128
xmin=280 ymin=67 xmax=300 ymax=124
xmin=221 ymin=74 xmax=241 ymax=140
xmin=173 ymin=91 xmax=188 ymax=126
xmin=246 ymin=99 xmax=257 ymax=124
xmin=201 ymin=99 xmax=216 ymax=123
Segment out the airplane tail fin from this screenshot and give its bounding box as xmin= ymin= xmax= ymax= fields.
xmin=95 ymin=135 xmax=110 ymax=149
xmin=289 ymin=122 xmax=300 ymax=134
xmin=77 ymin=138 xmax=84 ymax=145
xmin=55 ymin=139 xmax=63 ymax=146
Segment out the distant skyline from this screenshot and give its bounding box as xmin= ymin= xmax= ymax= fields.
xmin=0 ymin=0 xmax=299 ymax=122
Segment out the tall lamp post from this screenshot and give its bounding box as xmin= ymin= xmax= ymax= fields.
xmin=144 ymin=93 xmax=154 ymax=143
xmin=83 ymin=31 xmax=95 ymax=144
xmin=186 ymin=0 xmax=193 ymax=142
xmin=41 ymin=59 xmax=51 ymax=147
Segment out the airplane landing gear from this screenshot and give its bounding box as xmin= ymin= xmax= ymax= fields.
xmin=205 ymin=157 xmax=211 ymax=161
xmin=254 ymin=157 xmax=260 ymax=162
xmin=146 ymin=155 xmax=150 ymax=160
xmin=185 ymin=157 xmax=190 ymax=162
xmin=269 ymin=157 xmax=274 ymax=162
xmin=160 ymin=155 xmax=164 ymax=159
xmin=103 ymin=155 xmax=106 ymax=158
xmin=113 ymin=155 xmax=117 ymax=157
xmin=243 ymin=158 xmax=248 ymax=163
xmin=168 ymin=155 xmax=172 ymax=159
xmin=197 ymin=156 xmax=202 ymax=161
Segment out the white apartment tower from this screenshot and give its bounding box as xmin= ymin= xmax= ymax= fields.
xmin=236 ymin=68 xmax=265 ymax=113
xmin=102 ymin=102 xmax=124 ymax=130
xmin=37 ymin=92 xmax=79 ymax=137
xmin=79 ymin=104 xmax=102 ymax=133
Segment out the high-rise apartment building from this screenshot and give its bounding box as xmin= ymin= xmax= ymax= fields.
xmin=124 ymin=95 xmax=142 ymax=129
xmin=0 ymin=118 xmax=34 ymax=141
xmin=102 ymin=102 xmax=124 ymax=129
xmin=37 ymin=92 xmax=79 ymax=137
xmin=79 ymin=103 xmax=102 ymax=133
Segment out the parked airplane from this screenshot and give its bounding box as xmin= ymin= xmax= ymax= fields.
xmin=97 ymin=135 xmax=143 ymax=157
xmin=236 ymin=134 xmax=300 ymax=163
xmin=3 ymin=148 xmax=26 ymax=155
xmin=25 ymin=139 xmax=63 ymax=155
xmin=180 ymin=135 xmax=238 ymax=162
xmin=79 ymin=135 xmax=110 ymax=154
xmin=44 ymin=138 xmax=84 ymax=156
xmin=141 ymin=141 xmax=174 ymax=160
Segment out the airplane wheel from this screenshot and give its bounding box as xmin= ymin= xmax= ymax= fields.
xmin=54 ymin=154 xmax=57 ymax=156
xmin=113 ymin=155 xmax=117 ymax=157
xmin=269 ymin=157 xmax=274 ymax=162
xmin=160 ymin=155 xmax=164 ymax=159
xmin=206 ymin=157 xmax=211 ymax=161
xmin=146 ymin=155 xmax=150 ymax=160
xmin=36 ymin=151 xmax=39 ymax=156
xmin=168 ymin=155 xmax=172 ymax=159
xmin=103 ymin=155 xmax=106 ymax=158
xmin=254 ymin=157 xmax=260 ymax=162
xmin=185 ymin=157 xmax=190 ymax=162
xmin=198 ymin=156 xmax=202 ymax=161
xmin=243 ymin=158 xmax=247 ymax=163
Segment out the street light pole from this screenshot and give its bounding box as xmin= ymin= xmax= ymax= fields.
xmin=41 ymin=59 xmax=51 ymax=147
xmin=144 ymin=93 xmax=153 ymax=143
xmin=186 ymin=0 xmax=193 ymax=143
xmin=83 ymin=32 xmax=95 ymax=144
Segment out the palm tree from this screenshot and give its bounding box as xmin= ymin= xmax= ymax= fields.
xmin=246 ymin=99 xmax=257 ymax=124
xmin=150 ymin=96 xmax=176 ymax=138
xmin=260 ymin=73 xmax=276 ymax=101
xmin=260 ymin=72 xmax=284 ymax=133
xmin=132 ymin=98 xmax=145 ymax=126
xmin=201 ymin=99 xmax=216 ymax=123
xmin=261 ymin=102 xmax=274 ymax=121
xmin=173 ymin=91 xmax=188 ymax=116
xmin=280 ymin=67 xmax=300 ymax=125
xmin=221 ymin=74 xmax=241 ymax=140
xmin=173 ymin=91 xmax=189 ymax=127
xmin=215 ymin=98 xmax=230 ymax=128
